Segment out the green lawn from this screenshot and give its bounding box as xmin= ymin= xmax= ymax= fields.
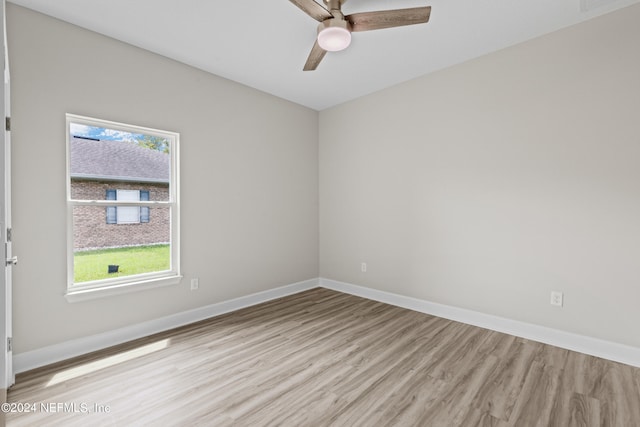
xmin=74 ymin=244 xmax=170 ymax=283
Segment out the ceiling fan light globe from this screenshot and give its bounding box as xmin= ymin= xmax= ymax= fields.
xmin=317 ymin=26 xmax=351 ymax=52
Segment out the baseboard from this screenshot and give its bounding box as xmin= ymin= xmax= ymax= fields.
xmin=14 ymin=276 xmax=640 ymax=375
xmin=320 ymin=278 xmax=640 ymax=368
xmin=13 ymin=278 xmax=319 ymax=374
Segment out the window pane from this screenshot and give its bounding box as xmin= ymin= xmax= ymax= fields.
xmin=69 ymin=125 xmax=171 ymax=202
xmin=73 ymin=206 xmax=171 ymax=283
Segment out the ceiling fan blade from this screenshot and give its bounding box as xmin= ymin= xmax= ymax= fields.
xmin=303 ymin=40 xmax=327 ymax=71
xmin=289 ymin=0 xmax=333 ymax=22
xmin=347 ymin=6 xmax=431 ymax=32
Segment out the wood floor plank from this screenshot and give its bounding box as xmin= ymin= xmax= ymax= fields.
xmin=566 ymin=392 xmax=601 ymax=427
xmin=6 ymin=288 xmax=640 ymax=426
xmin=376 ymin=369 xmax=450 ymax=427
xmin=459 ymin=407 xmax=503 ymax=427
xmin=500 ymin=360 xmax=561 ymax=426
xmin=427 ymin=326 xmax=493 ymax=382
xmin=471 ymin=339 xmax=540 ymax=421
xmin=325 ymin=332 xmax=450 ymax=426
xmin=420 ymin=353 xmax=502 ymax=426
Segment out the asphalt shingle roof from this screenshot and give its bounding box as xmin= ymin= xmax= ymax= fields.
xmin=70 ymin=136 xmax=170 ymax=183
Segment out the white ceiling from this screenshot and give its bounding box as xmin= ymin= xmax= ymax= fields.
xmin=8 ymin=0 xmax=640 ymax=110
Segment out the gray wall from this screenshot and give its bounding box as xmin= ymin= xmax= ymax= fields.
xmin=8 ymin=4 xmax=319 ymax=353
xmin=320 ymin=4 xmax=640 ymax=348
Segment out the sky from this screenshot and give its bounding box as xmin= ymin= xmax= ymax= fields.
xmin=70 ymin=122 xmax=170 ymax=153
xmin=70 ymin=123 xmax=144 ymax=142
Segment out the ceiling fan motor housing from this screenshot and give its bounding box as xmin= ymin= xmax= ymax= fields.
xmin=317 ymin=17 xmax=352 ymax=35
xmin=317 ymin=18 xmax=352 ymax=51
xmin=324 ymin=0 xmax=347 ymax=9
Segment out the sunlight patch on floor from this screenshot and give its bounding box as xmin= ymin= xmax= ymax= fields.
xmin=46 ymin=339 xmax=170 ymax=387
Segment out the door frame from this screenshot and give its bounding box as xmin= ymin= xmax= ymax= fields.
xmin=1 ymin=0 xmax=13 ymax=398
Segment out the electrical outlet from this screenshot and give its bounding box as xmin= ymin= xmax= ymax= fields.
xmin=550 ymin=291 xmax=563 ymax=307
xmin=190 ymin=278 xmax=199 ymax=291
xmin=361 ymin=262 xmax=367 ymax=273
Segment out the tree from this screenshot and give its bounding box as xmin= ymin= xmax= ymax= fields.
xmin=135 ymin=134 xmax=170 ymax=154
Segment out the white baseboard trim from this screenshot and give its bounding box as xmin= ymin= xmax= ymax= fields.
xmin=320 ymin=278 xmax=640 ymax=368
xmin=14 ymin=276 xmax=640 ymax=374
xmin=13 ymin=278 xmax=319 ymax=374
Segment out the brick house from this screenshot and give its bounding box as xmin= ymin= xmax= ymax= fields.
xmin=70 ymin=136 xmax=170 ymax=251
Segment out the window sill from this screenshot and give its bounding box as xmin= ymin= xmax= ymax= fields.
xmin=65 ymin=274 xmax=182 ymax=303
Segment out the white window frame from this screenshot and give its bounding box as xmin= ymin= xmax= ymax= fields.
xmin=65 ymin=114 xmax=181 ymax=302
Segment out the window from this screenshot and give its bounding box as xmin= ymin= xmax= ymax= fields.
xmin=106 ymin=190 xmax=150 ymax=224
xmin=66 ymin=114 xmax=180 ymax=301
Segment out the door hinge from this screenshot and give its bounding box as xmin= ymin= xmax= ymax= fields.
xmin=6 ymin=228 xmax=11 ymax=242
xmin=7 ymin=337 xmax=11 ymax=352
xmin=5 ymin=117 xmax=9 ymax=132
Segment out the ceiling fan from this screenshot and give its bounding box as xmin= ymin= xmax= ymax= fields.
xmin=289 ymin=0 xmax=432 ymax=71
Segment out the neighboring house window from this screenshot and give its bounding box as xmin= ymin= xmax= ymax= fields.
xmin=106 ymin=189 xmax=117 ymax=224
xmin=140 ymin=191 xmax=150 ymax=223
xmin=106 ymin=190 xmax=150 ymax=224
xmin=66 ymin=114 xmax=181 ymax=301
